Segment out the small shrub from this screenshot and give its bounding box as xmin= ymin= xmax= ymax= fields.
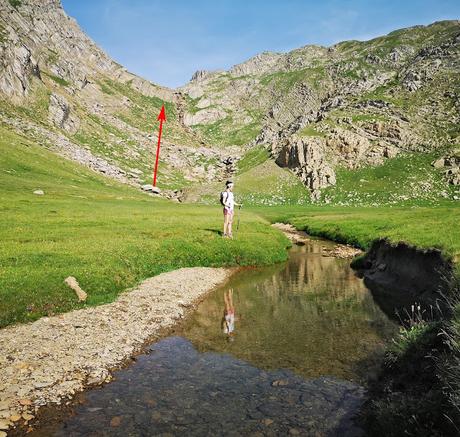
xmin=9 ymin=0 xmax=21 ymax=9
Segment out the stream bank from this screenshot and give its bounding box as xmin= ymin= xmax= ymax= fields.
xmin=0 ymin=267 xmax=234 ymax=435
xmin=16 ymin=235 xmax=398 ymax=436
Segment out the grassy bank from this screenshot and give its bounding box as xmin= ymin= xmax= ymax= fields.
xmin=0 ymin=127 xmax=289 ymax=328
xmin=253 ymin=204 xmax=460 ymax=261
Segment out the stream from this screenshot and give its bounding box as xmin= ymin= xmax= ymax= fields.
xmin=27 ymin=238 xmax=397 ymax=436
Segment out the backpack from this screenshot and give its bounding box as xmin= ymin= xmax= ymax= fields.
xmin=220 ymin=191 xmax=228 ymax=206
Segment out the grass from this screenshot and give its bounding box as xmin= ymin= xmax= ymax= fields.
xmin=42 ymin=71 xmax=70 ymax=87
xmin=236 ymin=145 xmax=270 ymax=174
xmin=319 ymin=152 xmax=457 ymax=206
xmin=193 ymin=113 xmax=263 ymax=147
xmin=185 ymin=158 xmax=311 ymax=206
xmin=297 ymin=125 xmax=326 ymax=137
xmin=0 ymin=126 xmax=290 ymax=328
xmin=259 ymin=67 xmax=327 ymax=91
xmin=253 ymin=203 xmax=460 ymax=260
xmin=360 ymin=279 xmax=460 ymax=436
xmin=8 ymin=0 xmax=21 ymax=8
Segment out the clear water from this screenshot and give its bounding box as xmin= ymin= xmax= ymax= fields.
xmin=28 ymin=239 xmax=397 ymax=437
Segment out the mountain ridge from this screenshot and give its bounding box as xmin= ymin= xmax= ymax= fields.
xmin=1 ymin=0 xmax=459 ymax=205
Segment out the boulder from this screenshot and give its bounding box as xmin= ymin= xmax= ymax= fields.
xmin=141 ymin=184 xmax=161 ymax=194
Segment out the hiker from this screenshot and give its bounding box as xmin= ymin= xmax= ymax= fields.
xmin=222 ymin=288 xmax=235 ymax=338
xmin=221 ymin=180 xmax=241 ymax=238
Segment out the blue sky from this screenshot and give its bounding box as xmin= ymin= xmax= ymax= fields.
xmin=61 ymin=0 xmax=459 ymax=88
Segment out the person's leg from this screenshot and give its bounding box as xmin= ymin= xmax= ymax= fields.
xmin=228 ymin=288 xmax=234 ymax=312
xmin=228 ymin=212 xmax=233 ymax=238
xmin=224 ymin=290 xmax=230 ymax=311
xmin=223 ymin=211 xmax=228 ymax=237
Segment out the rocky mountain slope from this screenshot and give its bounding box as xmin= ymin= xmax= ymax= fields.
xmin=0 ymin=0 xmax=241 ymax=200
xmin=180 ymin=20 xmax=460 ymax=202
xmin=1 ymin=0 xmax=458 ymax=205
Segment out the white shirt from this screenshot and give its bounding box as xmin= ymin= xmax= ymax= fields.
xmin=223 ymin=191 xmax=234 ymax=210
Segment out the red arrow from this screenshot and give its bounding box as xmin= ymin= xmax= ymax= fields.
xmin=153 ymin=105 xmax=166 ymax=187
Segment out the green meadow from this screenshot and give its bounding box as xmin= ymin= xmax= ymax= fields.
xmin=0 ymin=127 xmax=289 ymax=327
xmin=2 ymin=125 xmax=460 ymax=328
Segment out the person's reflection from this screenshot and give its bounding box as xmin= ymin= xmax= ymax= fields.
xmin=222 ymin=288 xmax=235 ymax=340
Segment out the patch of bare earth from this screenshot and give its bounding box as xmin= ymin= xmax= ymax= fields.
xmin=0 ymin=267 xmax=233 ymax=434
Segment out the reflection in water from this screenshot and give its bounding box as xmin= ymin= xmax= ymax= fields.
xmin=27 ymin=239 xmax=397 ymax=436
xmin=184 ymin=242 xmax=397 ymax=382
xmin=222 ymin=288 xmax=236 ymax=339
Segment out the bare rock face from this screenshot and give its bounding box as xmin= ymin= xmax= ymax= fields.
xmin=433 ymin=152 xmax=460 ymax=186
xmin=275 ymin=136 xmax=336 ymax=199
xmin=183 ymin=107 xmax=227 ymax=126
xmin=48 ymin=93 xmax=80 ymax=133
xmin=191 ymin=70 xmax=211 ymax=82
xmin=0 ymin=43 xmax=40 ymax=98
xmin=229 ymin=52 xmax=284 ymax=76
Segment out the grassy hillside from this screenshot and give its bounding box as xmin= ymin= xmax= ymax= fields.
xmin=183 ymin=146 xmax=311 ymax=205
xmin=319 ymin=151 xmax=458 ymax=206
xmin=0 ymin=126 xmax=289 ymax=328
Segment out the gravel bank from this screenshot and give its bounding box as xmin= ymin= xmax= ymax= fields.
xmin=0 ymin=267 xmax=233 ymax=434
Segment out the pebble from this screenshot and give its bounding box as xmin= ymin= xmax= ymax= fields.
xmin=110 ymin=416 xmax=121 ymax=427
xmin=19 ymin=399 xmax=32 ymax=406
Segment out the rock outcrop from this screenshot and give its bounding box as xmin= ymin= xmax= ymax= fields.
xmin=48 ymin=93 xmax=79 ymax=133
xmin=433 ymin=151 xmax=460 ymax=186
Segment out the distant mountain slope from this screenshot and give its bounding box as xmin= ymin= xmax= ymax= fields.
xmin=181 ymin=20 xmax=460 ymax=200
xmin=1 ymin=1 xmax=458 ymax=205
xmin=0 ymin=0 xmax=235 ymax=198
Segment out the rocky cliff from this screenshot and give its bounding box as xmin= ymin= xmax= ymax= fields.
xmin=0 ymin=0 xmax=236 ymax=199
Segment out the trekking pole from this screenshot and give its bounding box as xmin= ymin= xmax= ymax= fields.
xmin=235 ymin=205 xmax=242 ymax=240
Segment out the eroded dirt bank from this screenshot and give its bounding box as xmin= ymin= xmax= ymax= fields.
xmin=0 ymin=267 xmax=233 ymax=435
xmin=353 ymin=239 xmax=454 ymax=320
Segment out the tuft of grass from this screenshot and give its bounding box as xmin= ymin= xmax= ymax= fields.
xmin=42 ymin=71 xmax=70 ymax=87
xmin=297 ymin=125 xmax=326 ymax=137
xmin=8 ymin=0 xmax=21 ymax=9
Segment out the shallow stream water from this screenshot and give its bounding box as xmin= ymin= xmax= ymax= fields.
xmin=28 ymin=239 xmax=397 ymax=436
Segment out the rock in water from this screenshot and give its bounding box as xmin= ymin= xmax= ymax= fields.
xmin=64 ymin=276 xmax=88 ymax=302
